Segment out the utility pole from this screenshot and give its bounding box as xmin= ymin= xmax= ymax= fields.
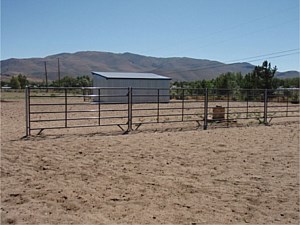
xmin=58 ymin=58 xmax=61 ymax=87
xmin=44 ymin=61 xmax=48 ymax=91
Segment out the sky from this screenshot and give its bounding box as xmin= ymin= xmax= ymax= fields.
xmin=1 ymin=0 xmax=299 ymax=72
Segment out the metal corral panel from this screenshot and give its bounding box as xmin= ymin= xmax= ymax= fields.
xmin=92 ymin=72 xmax=171 ymax=103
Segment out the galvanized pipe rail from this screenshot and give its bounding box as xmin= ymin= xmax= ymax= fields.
xmin=25 ymin=87 xmax=300 ymax=136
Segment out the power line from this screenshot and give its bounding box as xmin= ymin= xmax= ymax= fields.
xmin=140 ymin=4 xmax=299 ymax=57
xmin=247 ymin=52 xmax=300 ymax=63
xmin=161 ymin=49 xmax=299 ymax=74
xmin=223 ymin=48 xmax=299 ymax=63
xmin=167 ymin=17 xmax=299 ymax=57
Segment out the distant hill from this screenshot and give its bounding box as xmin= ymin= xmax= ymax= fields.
xmin=275 ymin=70 xmax=299 ymax=79
xmin=1 ymin=51 xmax=298 ymax=81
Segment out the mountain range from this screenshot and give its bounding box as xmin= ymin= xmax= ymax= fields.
xmin=1 ymin=51 xmax=299 ymax=82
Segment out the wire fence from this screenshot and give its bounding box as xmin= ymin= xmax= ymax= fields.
xmin=25 ymin=87 xmax=300 ymax=136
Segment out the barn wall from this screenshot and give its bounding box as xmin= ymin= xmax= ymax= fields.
xmin=92 ymin=76 xmax=170 ymax=103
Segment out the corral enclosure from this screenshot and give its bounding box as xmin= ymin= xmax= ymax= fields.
xmin=1 ymin=89 xmax=299 ymax=224
xmin=25 ymin=87 xmax=299 ymax=136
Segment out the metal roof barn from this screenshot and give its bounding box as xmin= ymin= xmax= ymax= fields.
xmin=91 ymin=72 xmax=171 ymax=103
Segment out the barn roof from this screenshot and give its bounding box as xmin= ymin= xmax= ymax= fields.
xmin=91 ymin=72 xmax=171 ymax=80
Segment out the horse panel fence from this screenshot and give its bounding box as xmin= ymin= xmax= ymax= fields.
xmin=25 ymin=87 xmax=300 ymax=136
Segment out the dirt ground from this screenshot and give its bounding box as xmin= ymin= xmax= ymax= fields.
xmin=1 ymin=97 xmax=299 ymax=224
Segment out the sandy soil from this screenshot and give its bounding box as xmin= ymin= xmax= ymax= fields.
xmin=1 ymin=98 xmax=299 ymax=224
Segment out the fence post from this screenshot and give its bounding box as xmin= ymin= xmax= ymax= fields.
xmin=127 ymin=87 xmax=133 ymax=132
xmin=182 ymin=89 xmax=185 ymax=121
xmin=264 ymin=89 xmax=268 ymax=125
xmin=98 ymin=89 xmax=101 ymax=125
xmin=25 ymin=87 xmax=30 ymax=136
xmin=227 ymin=89 xmax=230 ymax=127
xmin=204 ymin=88 xmax=208 ymax=130
xmin=157 ymin=89 xmax=160 ymax=123
xmin=286 ymin=91 xmax=289 ymax=117
xmin=65 ymin=88 xmax=68 ymax=128
xmin=246 ymin=90 xmax=249 ymax=118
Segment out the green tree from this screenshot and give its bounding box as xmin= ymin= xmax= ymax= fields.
xmin=10 ymin=76 xmax=21 ymax=89
xmin=243 ymin=71 xmax=261 ymax=89
xmin=235 ymin=72 xmax=244 ymax=88
xmin=51 ymin=75 xmax=93 ymax=87
xmin=253 ymin=60 xmax=277 ymax=89
xmin=271 ymin=77 xmax=284 ymax=89
xmin=76 ymin=75 xmax=92 ymax=87
xmin=283 ymin=77 xmax=300 ymax=88
xmin=214 ymin=72 xmax=240 ymax=97
xmin=0 ymin=80 xmax=9 ymax=87
xmin=17 ymin=74 xmax=29 ymax=88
